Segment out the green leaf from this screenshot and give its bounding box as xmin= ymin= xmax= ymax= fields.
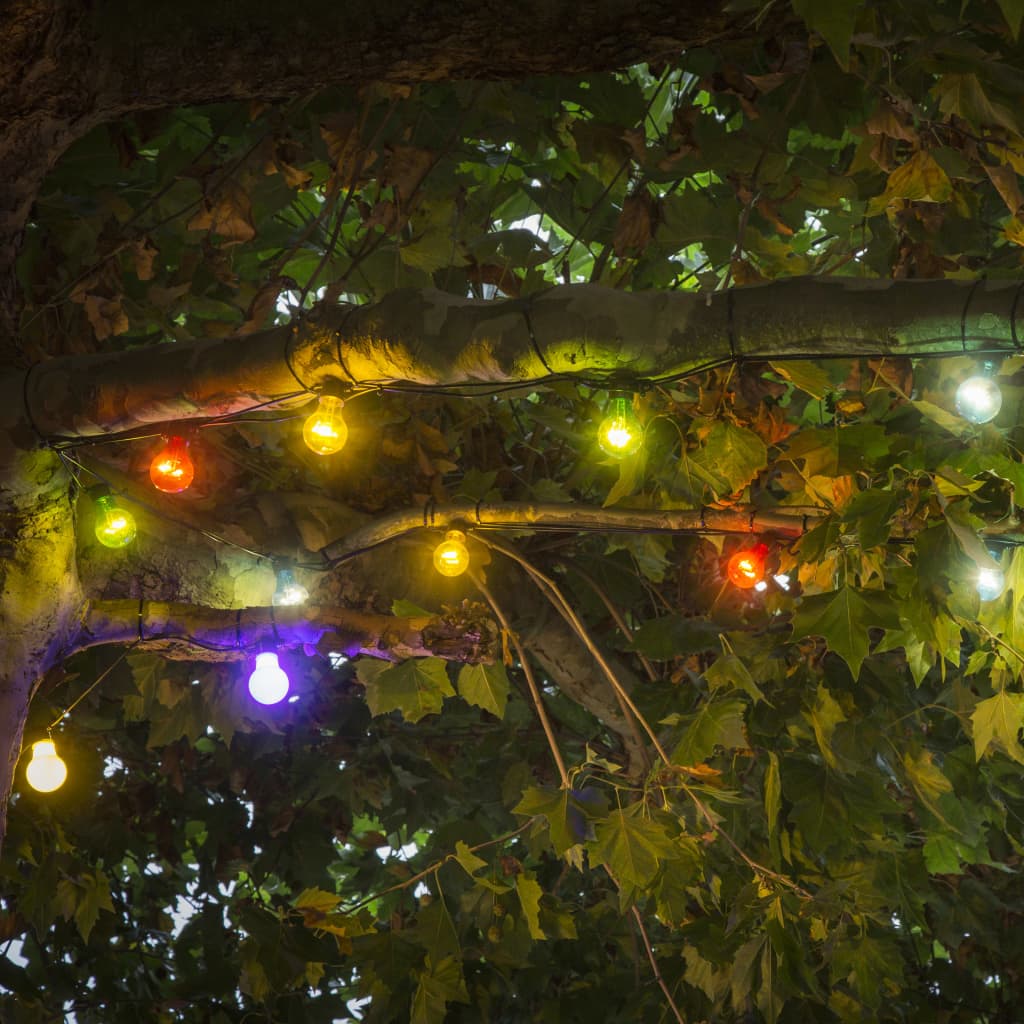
xmin=791 ymin=0 xmax=863 ymax=69
xmin=413 ymin=898 xmax=461 ymax=961
xmin=515 ymin=876 xmax=547 ymax=940
xmin=362 ymin=657 xmax=455 ymax=723
xmin=392 ymin=599 xmax=434 ymax=617
xmin=971 ymin=689 xmax=1024 ymax=764
xmin=513 ymin=786 xmax=586 ymax=855
xmin=791 ymin=585 xmax=900 ymax=678
xmin=670 ymin=696 xmax=749 ymax=765
xmin=588 ymin=806 xmax=676 ymax=887
xmin=632 ymin=614 xmax=718 ymax=660
xmin=765 ymin=752 xmax=782 ymax=838
xmin=453 ymin=840 xmax=487 ymax=878
xmin=411 ymin=955 xmax=469 ymax=1024
xmin=770 ymin=360 xmax=831 ymax=399
xmin=996 ymin=0 xmax=1024 ymax=39
xmin=294 ymin=888 xmax=342 ymax=913
xmin=705 ymin=651 xmax=765 ymax=702
xmin=74 ymin=870 xmax=114 ymax=943
xmin=923 ymin=834 xmax=963 ymax=875
xmin=688 ymin=420 xmax=767 ymax=498
xmin=456 ymin=662 xmax=509 ymax=718
xmin=806 ymin=685 xmax=846 ymax=772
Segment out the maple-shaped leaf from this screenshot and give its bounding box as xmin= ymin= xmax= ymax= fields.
xmin=513 ymin=786 xmax=604 ymax=855
xmin=790 ymin=585 xmax=900 ymax=678
xmin=361 ymin=657 xmax=454 ymax=723
xmin=73 ymin=871 xmax=114 ymax=943
xmin=971 ymin=690 xmax=1024 ymax=764
xmin=588 ymin=806 xmax=676 ymax=888
xmin=411 ymin=955 xmax=469 ymax=1024
xmin=456 ymin=662 xmax=509 ymax=718
xmin=515 ymin=875 xmax=546 ymax=940
xmin=670 ymin=696 xmax=749 ymax=765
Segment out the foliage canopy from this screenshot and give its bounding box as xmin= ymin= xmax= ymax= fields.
xmin=7 ymin=1 xmax=1024 ymax=1021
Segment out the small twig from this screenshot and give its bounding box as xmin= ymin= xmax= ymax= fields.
xmin=631 ymin=905 xmax=686 ymax=1024
xmin=470 ymin=570 xmax=570 ymax=788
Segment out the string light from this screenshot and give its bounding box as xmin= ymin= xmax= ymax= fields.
xmin=303 ymin=395 xmax=348 ymax=455
xmin=977 ymin=566 xmax=1005 ymax=601
xmin=727 ymin=543 xmax=769 ymax=589
xmin=272 ymin=567 xmax=309 ymax=606
xmin=150 ymin=435 xmax=195 ymax=493
xmin=93 ymin=489 xmax=137 ymax=548
xmin=955 ymin=364 xmax=1002 ymax=424
xmin=25 ymin=739 xmax=67 ymax=793
xmin=248 ymin=650 xmax=290 ymax=705
xmin=597 ymin=396 xmax=643 ymax=458
xmin=433 ymin=529 xmax=470 ymax=577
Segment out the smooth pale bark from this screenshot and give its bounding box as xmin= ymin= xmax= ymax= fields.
xmin=24 ymin=277 xmax=1024 ymax=438
xmin=79 ymin=600 xmax=497 ymax=663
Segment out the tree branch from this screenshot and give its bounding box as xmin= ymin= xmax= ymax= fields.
xmin=22 ymin=277 xmax=1024 ymax=439
xmin=77 ymin=599 xmax=497 ymax=663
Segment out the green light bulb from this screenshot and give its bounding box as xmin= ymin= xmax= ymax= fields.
xmin=597 ymin=396 xmax=643 ymax=458
xmin=94 ymin=493 xmax=137 ymax=548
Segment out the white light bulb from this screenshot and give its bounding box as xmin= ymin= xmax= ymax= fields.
xmin=248 ymin=651 xmax=290 ymax=705
xmin=977 ymin=567 xmax=1005 ymax=602
xmin=272 ymin=569 xmax=309 ymax=607
xmin=955 ymin=375 xmax=1002 ymax=424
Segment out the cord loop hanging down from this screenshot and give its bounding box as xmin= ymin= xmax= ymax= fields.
xmin=960 ymin=278 xmax=983 ymax=354
xmin=521 ymin=297 xmax=556 ymax=377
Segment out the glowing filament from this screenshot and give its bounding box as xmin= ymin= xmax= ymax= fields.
xmin=597 ymin=397 xmax=643 ymax=458
xmin=727 ymin=543 xmax=769 ymax=589
xmin=150 ymin=435 xmax=195 ymax=493
xmin=303 ymin=395 xmax=348 ymax=455
xmin=26 ymin=739 xmax=67 ymax=793
xmin=94 ymin=493 xmax=137 ymax=548
xmin=433 ymin=529 xmax=470 ymax=577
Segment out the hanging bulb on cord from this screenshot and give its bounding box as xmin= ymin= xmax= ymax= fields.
xmin=93 ymin=489 xmax=137 ymax=548
xmin=955 ymin=362 xmax=1002 ymax=424
xmin=303 ymin=394 xmax=348 ymax=455
xmin=25 ymin=738 xmax=67 ymax=793
xmin=433 ymin=529 xmax=470 ymax=577
xmin=248 ymin=649 xmax=290 ymax=705
xmin=272 ymin=566 xmax=309 ymax=606
xmin=597 ymin=395 xmax=643 ymax=458
xmin=150 ymin=435 xmax=195 ymax=493
xmin=727 ymin=543 xmax=769 ymax=589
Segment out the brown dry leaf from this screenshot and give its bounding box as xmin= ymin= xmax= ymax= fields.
xmin=467 ymin=262 xmax=522 ymax=297
xmin=984 ymin=162 xmax=1024 ymax=215
xmin=730 ymin=259 xmax=766 ymax=286
xmin=751 ymin=402 xmax=797 ymax=445
xmin=81 ymin=294 xmax=129 ymax=340
xmin=383 ymin=145 xmax=434 ymax=202
xmin=187 ymin=183 xmax=256 ymax=245
xmin=130 ymin=237 xmax=159 ymax=281
xmin=864 ymin=103 xmax=917 ymax=141
xmin=613 ymin=192 xmax=657 ymax=256
xmin=240 ymin=276 xmax=292 ymax=335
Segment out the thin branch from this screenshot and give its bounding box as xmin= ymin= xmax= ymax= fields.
xmin=631 ymin=906 xmax=686 ymax=1024
xmin=470 ymin=570 xmax=569 ymax=788
xmin=77 ymin=599 xmax=497 ymax=664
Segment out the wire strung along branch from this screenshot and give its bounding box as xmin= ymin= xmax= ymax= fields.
xmin=76 ymin=600 xmax=498 ymax=664
xmin=21 ymin=277 xmax=1024 ymax=439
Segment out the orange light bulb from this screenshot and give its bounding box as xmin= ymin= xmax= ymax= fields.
xmin=150 ymin=435 xmax=195 ymax=493
xmin=726 ymin=543 xmax=769 ymax=589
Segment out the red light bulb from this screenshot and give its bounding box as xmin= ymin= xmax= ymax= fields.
xmin=726 ymin=543 xmax=769 ymax=589
xmin=150 ymin=435 xmax=195 ymax=493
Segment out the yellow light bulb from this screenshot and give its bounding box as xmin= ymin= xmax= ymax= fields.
xmin=25 ymin=739 xmax=67 ymax=793
xmin=433 ymin=529 xmax=470 ymax=577
xmin=597 ymin=396 xmax=643 ymax=458
xmin=303 ymin=395 xmax=348 ymax=455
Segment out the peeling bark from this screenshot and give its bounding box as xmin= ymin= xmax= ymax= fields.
xmin=24 ymin=278 xmax=1023 ymax=438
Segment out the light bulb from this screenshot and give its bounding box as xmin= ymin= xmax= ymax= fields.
xmin=303 ymin=395 xmax=348 ymax=455
xmin=977 ymin=566 xmax=1005 ymax=602
xmin=248 ymin=651 xmax=290 ymax=705
xmin=150 ymin=435 xmax=195 ymax=493
xmin=94 ymin=493 xmax=137 ymax=548
xmin=433 ymin=529 xmax=470 ymax=577
xmin=727 ymin=543 xmax=769 ymax=589
xmin=272 ymin=568 xmax=309 ymax=606
xmin=955 ymin=375 xmax=1002 ymax=424
xmin=25 ymin=739 xmax=67 ymax=793
xmin=597 ymin=396 xmax=643 ymax=458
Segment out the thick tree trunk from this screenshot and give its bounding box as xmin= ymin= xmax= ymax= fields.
xmin=23 ymin=277 xmax=1024 ymax=438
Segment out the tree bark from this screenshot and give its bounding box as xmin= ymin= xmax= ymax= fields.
xmin=79 ymin=599 xmax=497 ymax=663
xmin=22 ymin=277 xmax=1024 ymax=439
